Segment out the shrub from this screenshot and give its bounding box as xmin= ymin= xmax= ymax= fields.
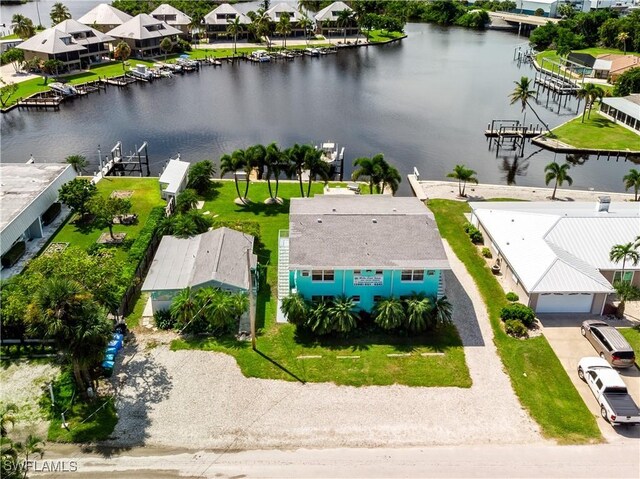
xmin=506 ymin=292 xmax=519 ymax=302
xmin=481 ymin=247 xmax=492 ymax=258
xmin=42 ymin=202 xmax=61 ymax=226
xmin=1 ymin=241 xmax=25 ymax=268
xmin=500 ymin=303 xmax=536 ymax=328
xmin=505 ymin=319 xmax=528 ymax=338
xmin=154 ymin=309 xmax=175 ymax=330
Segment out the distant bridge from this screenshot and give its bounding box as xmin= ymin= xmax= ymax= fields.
xmin=488 ymin=11 xmax=560 ymax=28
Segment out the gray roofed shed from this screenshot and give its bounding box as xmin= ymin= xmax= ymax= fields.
xmin=142 ymin=227 xmax=257 ymax=292
xmin=288 ymin=196 xmax=449 ymax=270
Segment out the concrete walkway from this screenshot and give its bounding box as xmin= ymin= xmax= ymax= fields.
xmin=0 ymin=62 xmax=39 ymax=84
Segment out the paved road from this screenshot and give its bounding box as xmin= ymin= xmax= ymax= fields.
xmin=38 ymin=443 xmax=640 ymax=478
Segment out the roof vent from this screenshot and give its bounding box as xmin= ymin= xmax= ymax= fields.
xmin=392 ymin=208 xmax=397 ymax=212
xmin=317 ymin=218 xmax=322 ymax=223
xmin=372 ymin=219 xmax=377 ymax=224
xmin=596 ymin=196 xmax=611 ymax=213
xmin=332 ymin=208 xmax=336 ymax=212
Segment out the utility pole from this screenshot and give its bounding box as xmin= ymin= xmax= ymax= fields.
xmin=247 ymin=248 xmax=256 ymax=350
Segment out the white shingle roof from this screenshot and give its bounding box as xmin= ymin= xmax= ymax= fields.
xmin=54 ymin=19 xmax=114 ymax=45
xmin=78 ymin=3 xmax=132 ymax=26
xmin=107 ymin=14 xmax=182 ymax=41
xmin=150 ymin=4 xmax=192 ymax=26
xmin=314 ymin=1 xmax=353 ymax=22
xmin=204 ymin=4 xmax=251 ymax=25
xmin=472 ymin=201 xmax=640 ymax=294
xmin=18 ymin=28 xmax=86 ymax=55
xmin=142 ymin=228 xmax=256 ymax=292
xmin=266 ymin=2 xmax=304 ymax=22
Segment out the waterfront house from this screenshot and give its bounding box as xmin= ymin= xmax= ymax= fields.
xmin=159 ymin=157 xmax=190 ymax=201
xmin=279 ymin=196 xmax=449 ymax=315
xmin=597 ymin=54 xmax=640 ymax=82
xmin=77 ymin=3 xmax=132 ymax=34
xmin=1 ymin=163 xmax=76 ymax=262
xmin=17 ymin=28 xmax=87 ymax=73
xmin=470 ymin=199 xmax=640 ymax=314
xmin=53 ymin=19 xmax=113 ymax=68
xmin=107 ymin=14 xmax=182 ymax=58
xmin=566 ymin=52 xmax=611 ymax=79
xmin=142 ymin=228 xmax=257 ymax=313
xmin=314 ymin=1 xmax=358 ymax=37
xmin=150 ymin=4 xmax=192 ymax=37
xmin=600 ymin=95 xmax=640 ymax=134
xmin=204 ymin=4 xmax=251 ymax=42
xmin=266 ymin=3 xmax=306 ymax=37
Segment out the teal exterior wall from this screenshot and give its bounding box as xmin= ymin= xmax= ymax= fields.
xmin=291 ymin=268 xmax=441 ymax=312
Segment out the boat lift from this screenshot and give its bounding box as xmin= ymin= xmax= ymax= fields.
xmin=99 ymin=141 xmax=151 ymax=177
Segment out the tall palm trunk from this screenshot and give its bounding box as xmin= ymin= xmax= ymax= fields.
xmin=297 ymin=168 xmax=305 ymax=197
xmin=458 ymin=179 xmax=463 ymax=196
xmin=267 ymin=176 xmax=274 ymax=199
xmin=243 ymin=177 xmax=250 ymax=200
xmin=552 ymin=180 xmax=558 ymax=200
xmin=307 ymin=177 xmax=313 ymax=197
xmin=72 ymin=360 xmax=85 ymax=392
xmin=274 ymin=177 xmax=280 ymax=199
xmin=368 ymin=180 xmax=374 ymax=194
xmin=233 ymin=176 xmax=242 ymax=201
xmin=525 ymin=100 xmax=550 ymax=132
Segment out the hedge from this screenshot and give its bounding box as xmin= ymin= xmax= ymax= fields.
xmin=1 ymin=241 xmax=26 ymax=268
xmin=42 ymin=202 xmax=62 ymax=226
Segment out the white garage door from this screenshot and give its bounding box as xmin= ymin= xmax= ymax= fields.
xmin=536 ymin=293 xmax=593 ymax=313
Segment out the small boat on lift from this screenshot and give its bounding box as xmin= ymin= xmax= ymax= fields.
xmin=48 ymin=82 xmax=78 ymax=97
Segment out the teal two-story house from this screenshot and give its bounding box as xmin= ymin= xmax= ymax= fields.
xmin=278 ymin=195 xmax=450 ymax=315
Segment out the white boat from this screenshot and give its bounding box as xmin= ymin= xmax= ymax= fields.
xmin=250 ymin=50 xmax=271 ymax=62
xmin=48 ymin=82 xmax=78 ymax=96
xmin=208 ymin=58 xmax=222 ymax=66
xmin=129 ymin=64 xmax=153 ymax=80
xmin=304 ymin=48 xmax=320 ymax=57
xmin=318 ymin=142 xmax=344 ymax=166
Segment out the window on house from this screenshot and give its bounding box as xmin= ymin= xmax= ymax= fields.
xmin=427 ymin=270 xmax=435 ymax=276
xmin=312 ymin=295 xmax=333 ymax=303
xmin=401 ymin=270 xmax=424 ymax=282
xmin=375 ymin=270 xmax=383 ymax=275
xmin=373 ymin=295 xmax=383 ymax=302
xmin=354 ymin=270 xmax=361 ymax=275
xmin=301 ymin=271 xmax=309 ymax=277
xmin=613 ymin=271 xmax=634 ymax=284
xmin=352 ymin=295 xmax=360 ymax=303
xmin=312 ymin=270 xmax=334 ymax=282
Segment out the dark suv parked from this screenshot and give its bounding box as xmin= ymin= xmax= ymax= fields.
xmin=581 ymin=320 xmax=636 ymax=368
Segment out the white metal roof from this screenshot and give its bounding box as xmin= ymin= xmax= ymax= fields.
xmin=107 ymin=14 xmax=182 ymax=41
xmin=315 ymin=1 xmax=353 ymax=22
xmin=150 ymin=4 xmax=192 ymax=26
xmin=142 ymin=228 xmax=256 ymax=292
xmin=592 ymin=59 xmax=612 ymax=71
xmin=602 ymin=96 xmax=640 ymax=121
xmin=204 ymin=4 xmax=251 ymax=25
xmin=472 ymin=201 xmax=640 ymax=294
xmin=77 ymin=3 xmax=132 ymax=26
xmin=159 ymin=159 xmax=190 ymax=195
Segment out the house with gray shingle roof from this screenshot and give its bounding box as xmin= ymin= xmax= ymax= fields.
xmin=77 ymin=3 xmax=132 ymax=34
xmin=314 ymin=1 xmax=358 ymax=37
xmin=107 ymin=14 xmax=182 ymax=58
xmin=150 ymin=4 xmax=192 ymax=36
xmin=266 ymin=2 xmax=307 ymax=38
xmin=203 ymin=3 xmax=251 ymax=41
xmin=470 ymin=199 xmax=640 ymax=314
xmin=279 ymin=195 xmax=449 ymax=313
xmin=142 ymin=227 xmax=257 ymax=313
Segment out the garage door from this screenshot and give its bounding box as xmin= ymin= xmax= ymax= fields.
xmin=536 ymin=293 xmax=593 ymax=313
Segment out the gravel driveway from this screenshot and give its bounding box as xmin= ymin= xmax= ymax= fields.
xmin=108 ymin=243 xmax=543 ymax=449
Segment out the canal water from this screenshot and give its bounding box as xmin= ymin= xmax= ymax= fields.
xmin=1 ymin=20 xmax=636 ymax=194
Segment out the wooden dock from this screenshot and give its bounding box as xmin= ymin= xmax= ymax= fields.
xmin=484 ymin=128 xmax=545 ymax=138
xmin=103 ymin=75 xmax=138 ymax=86
xmin=17 ymin=91 xmax=63 ymax=109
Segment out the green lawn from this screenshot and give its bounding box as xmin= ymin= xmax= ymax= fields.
xmin=1 ymin=33 xmax=20 ymax=40
xmin=550 ymin=112 xmax=640 ymax=151
xmin=428 ymin=199 xmax=601 ymax=444
xmin=366 ymin=30 xmax=405 ymax=44
xmin=171 ymin=180 xmax=471 ymax=387
xmin=51 ymin=178 xmax=165 ymax=262
xmin=536 ymin=47 xmax=628 ymax=67
xmin=620 ymin=327 xmax=640 ymax=359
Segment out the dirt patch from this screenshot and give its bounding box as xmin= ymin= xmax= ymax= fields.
xmin=44 ymin=242 xmax=69 ymax=255
xmin=110 ymin=190 xmax=134 ymax=199
xmin=97 ymin=233 xmax=127 ymax=244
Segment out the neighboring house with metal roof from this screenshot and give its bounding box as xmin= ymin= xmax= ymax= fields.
xmin=150 ymin=4 xmax=191 ymax=36
xmin=159 ymin=158 xmax=190 ymax=200
xmin=601 ymin=95 xmax=640 ymax=133
xmin=107 ymin=14 xmax=182 ymax=58
xmin=266 ymin=2 xmax=306 ymax=37
xmin=470 ymin=199 xmax=640 ymax=314
xmin=1 ymin=163 xmax=76 ymax=258
xmin=77 ymin=3 xmax=132 ymax=34
xmin=204 ymin=3 xmax=251 ymax=41
xmin=142 ymin=227 xmax=257 ymax=313
xmin=314 ymin=1 xmax=358 ymax=37
xmin=279 ymin=196 xmax=449 ymax=314
xmin=17 ymin=28 xmax=87 ymax=72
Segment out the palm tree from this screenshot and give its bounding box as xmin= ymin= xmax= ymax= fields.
xmin=27 ymin=278 xmax=111 ymax=392
xmin=446 ymin=164 xmax=478 ymax=197
xmin=432 ymin=295 xmax=453 ymax=327
xmin=188 ymin=13 xmax=203 ymax=47
xmin=220 ymin=149 xmax=249 ymax=204
xmin=264 ymin=142 xmax=284 ymax=203
xmin=336 ymin=9 xmax=353 ymax=44
xmin=285 ymin=144 xmax=308 ymax=197
xmin=226 ymin=16 xmax=244 ymax=55
xmin=50 ymin=2 xmax=71 ymax=25
xmin=609 ymin=242 xmax=640 ymax=282
xmin=304 ymin=148 xmax=331 ymax=197
xmin=327 ymin=295 xmax=358 ymax=334
xmin=576 ymin=83 xmax=592 ymax=123
xmin=65 ymin=154 xmax=87 ymax=174
xmin=544 ymin=162 xmax=572 ymax=200
xmin=170 ymin=287 xmax=199 ymax=331
xmin=623 ymin=169 xmax=640 ymax=201
xmin=13 ymin=434 xmax=45 ymax=469
xmin=246 ymin=143 xmax=267 ymax=180
xmin=404 ymin=294 xmax=432 ymax=333
xmin=509 ymin=76 xmax=550 ymax=132
xmin=617 ymin=31 xmax=629 ymax=55
xmin=352 ymin=155 xmax=381 ymax=194
xmin=308 ymin=301 xmax=332 ymax=335
xmin=198 ymin=288 xmax=238 ymax=332
xmin=373 ymin=297 xmax=405 ymax=331
xmin=114 ymin=41 xmax=131 ymax=72
xmin=378 ymin=159 xmax=401 ymax=195
xmin=12 ymin=14 xmax=36 ymax=39
xmin=0 ymin=404 xmax=17 ymax=438
xmin=281 ymin=292 xmax=309 ymax=326
xmin=613 ymin=281 xmax=640 ymax=319
xmin=298 ymin=15 xmax=313 ymax=45
xmin=587 ymin=84 xmax=604 ymax=119
xmin=275 ymin=12 xmax=292 ymax=49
